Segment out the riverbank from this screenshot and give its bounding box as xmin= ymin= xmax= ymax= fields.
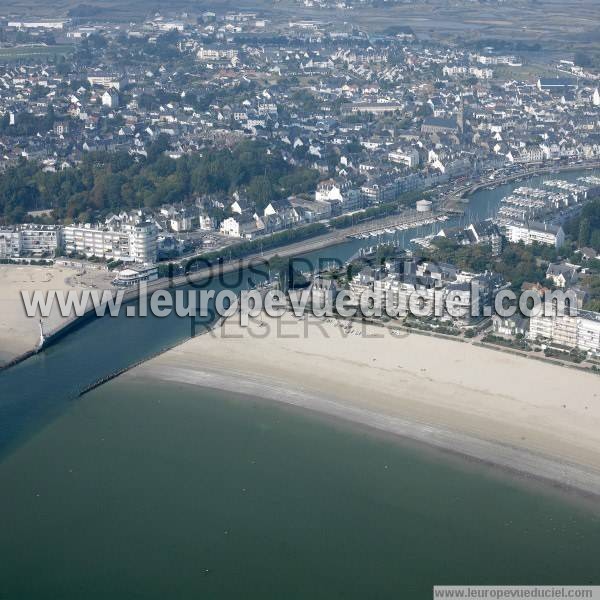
xmin=126 ymin=312 xmax=600 ymax=497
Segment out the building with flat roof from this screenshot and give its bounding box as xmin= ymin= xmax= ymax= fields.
xmin=506 ymin=222 xmax=565 ymax=248
xmin=0 ymin=225 xmax=61 ymax=258
xmin=0 ymin=229 xmax=21 ymax=259
xmin=529 ymin=308 xmax=600 ymax=356
xmin=112 ymin=265 xmax=159 ymax=287
xmin=87 ymin=74 xmax=125 ymax=90
xmin=63 ymin=219 xmax=157 ymax=263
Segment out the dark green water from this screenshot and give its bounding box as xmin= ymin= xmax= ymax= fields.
xmin=1 ymin=169 xmax=600 ymax=598
xmin=1 ymin=379 xmax=599 ymax=599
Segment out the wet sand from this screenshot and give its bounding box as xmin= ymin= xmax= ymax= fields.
xmin=126 ymin=312 xmax=600 ymax=497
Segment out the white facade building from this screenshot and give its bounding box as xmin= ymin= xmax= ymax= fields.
xmin=198 ymin=215 xmax=214 ymax=231
xmin=388 ymin=148 xmax=420 ymax=168
xmin=112 ymin=265 xmax=159 ymax=287
xmin=315 ymin=180 xmax=362 ymax=212
xmin=577 ymin=312 xmax=600 ymax=354
xmin=0 ymin=225 xmax=61 ymax=258
xmin=196 ymin=47 xmax=238 ymax=62
xmin=315 ymin=180 xmax=344 ymax=203
xmin=220 ymin=216 xmax=242 ymax=238
xmin=102 ymin=89 xmax=120 ymax=109
xmin=0 ymin=229 xmax=21 ymax=258
xmin=416 ymin=199 xmax=433 ymax=212
xmin=529 ymin=308 xmax=600 ymax=355
xmin=87 ymin=75 xmax=125 ymax=90
xmin=63 ymin=219 xmax=157 ymax=263
xmin=506 ymin=222 xmax=565 ymax=248
xmin=219 ymin=216 xmax=263 ymax=239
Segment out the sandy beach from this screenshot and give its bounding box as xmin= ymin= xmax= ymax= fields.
xmin=127 ymin=312 xmax=600 ymax=496
xmin=0 ymin=264 xmax=113 ymax=366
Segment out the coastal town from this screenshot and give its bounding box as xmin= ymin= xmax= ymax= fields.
xmin=0 ymin=9 xmax=599 ymax=366
xmin=3 ymin=1 xmax=600 ymax=597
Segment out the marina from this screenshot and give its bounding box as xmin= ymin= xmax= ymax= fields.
xmin=494 ymin=176 xmax=600 ymax=228
xmin=347 ymin=212 xmax=450 ymax=240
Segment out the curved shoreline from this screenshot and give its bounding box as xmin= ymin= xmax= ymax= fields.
xmin=131 ymin=364 xmax=600 ymax=499
xmin=121 ymin=310 xmax=600 ymax=499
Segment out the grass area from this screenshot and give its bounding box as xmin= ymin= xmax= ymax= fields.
xmin=0 ymin=44 xmax=74 ymax=60
xmin=1 ymin=0 xmax=599 ymax=53
xmin=494 ymin=63 xmax=559 ymax=84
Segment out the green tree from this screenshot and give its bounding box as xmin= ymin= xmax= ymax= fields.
xmin=247 ymin=175 xmax=275 ymax=211
xmin=578 ymin=217 xmax=591 ymax=248
xmin=590 ymin=229 xmax=600 ymax=252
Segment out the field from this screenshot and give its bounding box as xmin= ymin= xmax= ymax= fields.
xmin=0 ymin=44 xmax=74 ymax=60
xmin=0 ymin=0 xmax=598 ymax=58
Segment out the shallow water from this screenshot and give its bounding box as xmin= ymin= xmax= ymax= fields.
xmin=0 ymin=379 xmax=599 ymax=599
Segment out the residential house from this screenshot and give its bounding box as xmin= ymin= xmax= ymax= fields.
xmin=546 ymin=263 xmax=578 ymax=288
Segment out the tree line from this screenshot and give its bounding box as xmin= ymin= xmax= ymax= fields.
xmin=564 ymin=199 xmax=600 ymax=251
xmin=0 ymin=137 xmax=319 ymax=224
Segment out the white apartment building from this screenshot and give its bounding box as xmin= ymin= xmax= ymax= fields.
xmin=257 ymin=103 xmax=278 ymax=115
xmin=20 ymin=225 xmax=62 ymax=257
xmin=442 ymin=65 xmax=469 ymax=77
xmin=220 ymin=215 xmax=264 ymax=239
xmin=63 ymin=220 xmax=157 ymax=263
xmin=388 ymin=148 xmax=420 ymax=168
xmin=360 ymin=180 xmax=398 ymax=204
xmin=373 ymin=276 xmax=438 ymax=315
xmin=152 ymin=21 xmax=185 ymax=31
xmin=196 ymin=47 xmax=238 ymax=62
xmin=506 ymin=222 xmax=565 ymax=248
xmin=577 ymin=312 xmax=600 ymax=354
xmin=529 ymin=309 xmax=554 ymax=341
xmin=529 ymin=309 xmax=600 ymax=355
xmin=87 ymin=75 xmax=125 ymax=90
xmin=0 ymin=225 xmax=61 ymax=258
xmin=442 ymin=65 xmax=493 ymax=79
xmin=0 ymin=229 xmax=21 ymax=258
xmin=469 ymin=67 xmax=493 ymax=79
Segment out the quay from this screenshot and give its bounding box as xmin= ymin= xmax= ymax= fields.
xmin=344 ymin=210 xmax=448 ymax=239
